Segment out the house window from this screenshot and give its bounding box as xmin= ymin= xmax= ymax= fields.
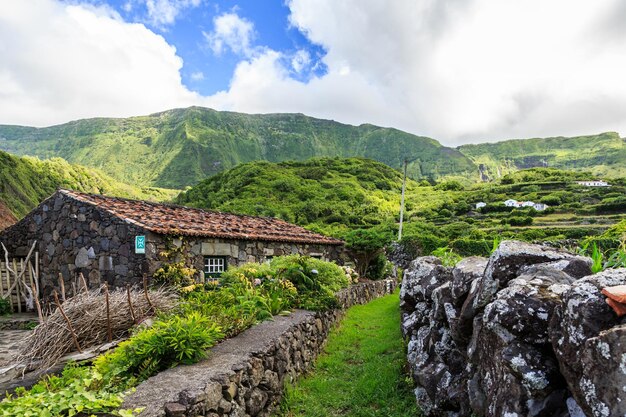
xmin=204 ymin=256 xmax=227 ymax=277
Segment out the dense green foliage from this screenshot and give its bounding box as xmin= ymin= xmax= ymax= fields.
xmin=0 ymin=107 xmax=475 ymax=188
xmin=276 ymin=293 xmax=419 ymax=417
xmin=459 ymin=132 xmax=626 ymax=179
xmin=0 ymin=150 xmax=177 ymax=218
xmin=1 ymin=255 xmax=351 ymax=416
xmin=0 ymin=362 xmax=138 ymax=417
xmin=177 ymin=157 xmax=412 ymax=236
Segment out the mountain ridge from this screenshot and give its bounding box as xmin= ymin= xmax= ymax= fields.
xmin=1 ymin=107 xmax=625 ymax=189
xmin=0 ymin=107 xmax=475 ymax=188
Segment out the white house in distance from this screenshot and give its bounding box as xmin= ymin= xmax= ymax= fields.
xmin=576 ymin=180 xmax=610 ymax=187
xmin=502 ymin=199 xmax=549 ymax=211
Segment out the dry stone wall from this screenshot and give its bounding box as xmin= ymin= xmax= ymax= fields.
xmin=401 ymin=240 xmax=626 ymax=417
xmin=122 ymin=279 xmax=396 ymax=417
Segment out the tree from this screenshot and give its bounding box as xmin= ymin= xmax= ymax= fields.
xmin=345 ymin=226 xmax=393 ymax=277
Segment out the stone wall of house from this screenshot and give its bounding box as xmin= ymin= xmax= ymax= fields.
xmin=0 ymin=193 xmax=148 ymax=299
xmin=121 ymin=279 xmax=397 ymax=417
xmin=401 ymin=240 xmax=626 ymax=417
xmin=144 ymin=235 xmax=346 ymax=278
xmin=0 ymin=193 xmax=345 ymax=301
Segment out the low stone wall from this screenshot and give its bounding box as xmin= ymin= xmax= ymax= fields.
xmin=401 ymin=240 xmax=626 ymax=417
xmin=122 ymin=279 xmax=396 ymax=417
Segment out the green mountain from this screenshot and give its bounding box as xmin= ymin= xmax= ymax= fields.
xmin=0 ymin=107 xmax=476 ymax=189
xmin=176 ymin=157 xmax=415 ymax=237
xmin=458 ymin=132 xmax=626 ymax=180
xmin=0 ymin=150 xmax=177 ymax=218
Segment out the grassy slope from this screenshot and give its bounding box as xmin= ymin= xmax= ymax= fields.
xmin=176 ymin=157 xmax=415 ymax=237
xmin=458 ymin=132 xmax=626 ymax=179
xmin=0 ymin=150 xmax=178 ymax=218
xmin=0 ymin=107 xmax=476 ymax=188
xmin=276 ymin=293 xmax=419 ymax=417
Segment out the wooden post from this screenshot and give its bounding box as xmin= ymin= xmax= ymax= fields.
xmin=0 ymin=261 xmax=5 ymax=298
xmin=32 ymin=282 xmax=43 ymax=324
xmin=104 ymin=283 xmax=112 ymax=342
xmin=143 ymin=274 xmax=154 ymax=314
xmin=5 ymin=264 xmax=12 ymax=313
xmin=13 ymin=259 xmax=21 ymax=313
xmin=126 ymin=284 xmax=136 ymax=324
xmin=35 ymin=252 xmax=40 ymax=297
xmin=79 ymin=273 xmax=89 ymax=293
xmin=58 ymin=273 xmax=66 ymax=302
xmin=53 ymin=290 xmax=82 ymax=353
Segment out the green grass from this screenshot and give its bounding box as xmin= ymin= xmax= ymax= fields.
xmin=276 ymin=293 xmax=419 ymax=417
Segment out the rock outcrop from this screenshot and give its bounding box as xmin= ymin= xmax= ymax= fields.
xmin=402 ymin=240 xmax=626 ymax=417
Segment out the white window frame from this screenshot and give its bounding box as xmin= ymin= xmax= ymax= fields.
xmin=204 ymin=256 xmax=226 ymax=276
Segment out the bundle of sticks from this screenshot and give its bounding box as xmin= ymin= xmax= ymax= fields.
xmin=17 ymin=284 xmax=177 ymax=370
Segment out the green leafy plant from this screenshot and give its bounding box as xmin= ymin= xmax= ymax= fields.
xmin=345 ymin=226 xmax=394 ymax=278
xmin=153 ymin=261 xmax=197 ymax=289
xmin=590 ymin=242 xmax=604 ymax=273
xmin=432 ymin=246 xmax=462 ymax=267
xmin=94 ymin=312 xmax=223 ymax=382
xmin=0 ymin=297 xmax=11 ymax=316
xmin=0 ymin=362 xmax=141 ymax=417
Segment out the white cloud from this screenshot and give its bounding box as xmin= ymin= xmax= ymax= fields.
xmin=204 ymin=12 xmax=255 ymax=57
xmin=3 ymin=0 xmax=626 ymax=145
xmin=190 ymin=71 xmax=204 ymax=81
xmin=291 ymin=49 xmax=311 ymax=73
xmin=208 ymin=0 xmax=626 ymax=144
xmin=141 ymin=0 xmax=201 ymax=27
xmin=0 ymin=0 xmax=199 ymax=126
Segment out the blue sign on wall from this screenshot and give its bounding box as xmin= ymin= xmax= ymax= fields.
xmin=135 ymin=235 xmax=146 ymax=254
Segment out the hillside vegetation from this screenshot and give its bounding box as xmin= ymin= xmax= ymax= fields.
xmin=0 ymin=107 xmax=475 ymax=189
xmin=179 ymin=160 xmax=626 ymax=260
xmin=459 ymin=132 xmax=626 ymax=179
xmin=177 ymin=157 xmax=412 ymax=237
xmin=0 ymin=150 xmax=177 ymax=218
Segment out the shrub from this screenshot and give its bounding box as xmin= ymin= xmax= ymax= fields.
xmin=94 ymin=312 xmax=223 ymax=382
xmin=0 ymin=362 xmax=135 ymax=417
xmin=451 ymin=238 xmax=491 ymax=257
xmin=271 ymin=255 xmax=349 ymax=293
xmin=365 ymin=253 xmax=394 ymax=280
xmin=153 ymin=261 xmax=197 ymax=288
xmin=0 ymin=297 xmax=10 ymax=316
xmin=431 ymin=247 xmax=462 ymax=267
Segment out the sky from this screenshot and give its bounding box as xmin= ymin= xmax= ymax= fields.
xmin=1 ymin=0 xmax=626 ymax=145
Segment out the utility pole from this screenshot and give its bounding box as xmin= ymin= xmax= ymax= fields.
xmin=398 ymin=159 xmax=407 ymax=241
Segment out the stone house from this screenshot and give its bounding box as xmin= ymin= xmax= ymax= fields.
xmin=0 ymin=189 xmax=344 ymax=297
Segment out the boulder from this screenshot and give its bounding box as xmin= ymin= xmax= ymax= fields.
xmin=471 ymin=241 xmax=591 ymax=312
xmin=578 ymin=324 xmax=626 ymax=417
xmin=483 ymin=267 xmax=573 ymax=345
xmin=400 ymin=256 xmax=452 ymax=312
xmin=450 ymin=256 xmax=488 ymax=302
xmin=550 ymin=268 xmax=626 ymax=417
xmin=471 ymin=326 xmax=568 ymax=417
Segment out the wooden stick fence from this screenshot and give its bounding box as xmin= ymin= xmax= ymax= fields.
xmin=0 ymin=241 xmax=41 ymax=315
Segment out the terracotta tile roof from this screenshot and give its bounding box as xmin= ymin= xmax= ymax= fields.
xmin=59 ymin=189 xmax=343 ymax=245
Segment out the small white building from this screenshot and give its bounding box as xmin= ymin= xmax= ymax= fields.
xmin=576 ymin=180 xmax=610 ymax=187
xmin=521 ymin=201 xmax=535 ymax=207
xmin=504 ymin=199 xmax=518 ymax=207
xmin=533 ymin=203 xmax=549 ymax=211
xmin=476 ymin=202 xmax=487 ymax=209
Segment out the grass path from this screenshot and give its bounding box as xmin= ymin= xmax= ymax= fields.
xmin=275 ymin=292 xmax=419 ymax=417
